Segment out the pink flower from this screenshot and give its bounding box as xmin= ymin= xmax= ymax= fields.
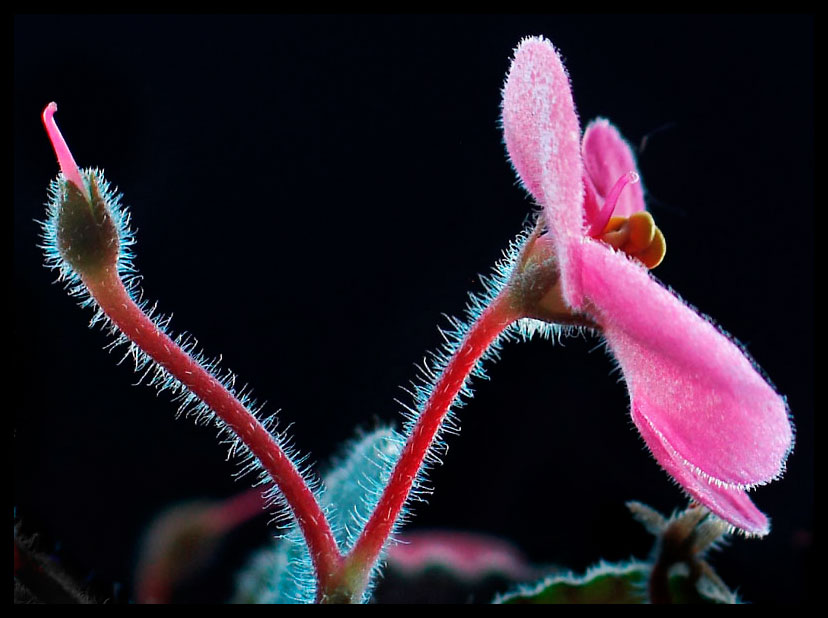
xmin=501 ymin=36 xmax=793 ymax=536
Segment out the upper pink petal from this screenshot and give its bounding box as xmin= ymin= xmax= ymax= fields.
xmin=581 ymin=119 xmax=645 ymax=222
xmin=501 ymin=36 xmax=586 ymax=309
xmin=579 ymin=240 xmax=792 ymax=494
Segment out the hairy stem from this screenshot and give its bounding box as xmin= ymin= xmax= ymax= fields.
xmin=342 ymin=291 xmax=519 ymax=598
xmin=81 ymin=266 xmax=343 ymax=595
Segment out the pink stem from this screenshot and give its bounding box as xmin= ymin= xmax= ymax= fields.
xmin=343 ymin=292 xmax=519 ymax=593
xmin=81 ymin=267 xmax=343 ymax=594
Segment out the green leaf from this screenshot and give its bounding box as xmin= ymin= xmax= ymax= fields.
xmin=495 ymin=559 xmax=738 ymax=604
xmin=495 ymin=561 xmax=650 ymax=604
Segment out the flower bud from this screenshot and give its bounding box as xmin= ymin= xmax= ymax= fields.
xmin=43 ymin=103 xmax=120 ymax=277
xmin=52 ymin=171 xmax=120 ymax=276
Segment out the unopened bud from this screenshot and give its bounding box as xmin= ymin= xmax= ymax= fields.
xmin=43 ymin=103 xmax=120 ymax=277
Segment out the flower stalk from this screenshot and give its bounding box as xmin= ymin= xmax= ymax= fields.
xmin=340 ymin=292 xmax=520 ymax=599
xmin=82 ymin=265 xmax=345 ymax=595
xmin=337 ymin=223 xmax=588 ymax=600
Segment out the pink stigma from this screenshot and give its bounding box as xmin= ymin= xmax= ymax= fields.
xmin=587 ymin=170 xmax=640 ymax=237
xmin=42 ymin=102 xmax=89 ymax=201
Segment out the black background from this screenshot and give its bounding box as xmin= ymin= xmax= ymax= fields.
xmin=14 ymin=14 xmax=813 ymax=603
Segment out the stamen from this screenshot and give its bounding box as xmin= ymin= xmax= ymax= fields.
xmin=587 ymin=170 xmax=639 ymax=237
xmin=624 ymin=211 xmax=657 ymax=254
xmin=598 ymin=211 xmax=666 ymax=270
xmin=42 ymin=102 xmax=89 ymax=201
xmin=636 ymin=227 xmax=666 ymax=269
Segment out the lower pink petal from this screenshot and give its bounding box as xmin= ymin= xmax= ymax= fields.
xmin=579 ymin=240 xmax=792 ymax=490
xmin=631 ymin=403 xmax=770 ymax=535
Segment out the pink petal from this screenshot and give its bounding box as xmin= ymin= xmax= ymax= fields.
xmin=42 ymin=102 xmax=89 ymax=201
xmin=631 ymin=403 xmax=770 ymax=535
xmin=581 ymin=119 xmax=645 ymax=222
xmin=501 ymin=37 xmax=586 ymax=309
xmin=579 ymin=240 xmax=792 ymax=495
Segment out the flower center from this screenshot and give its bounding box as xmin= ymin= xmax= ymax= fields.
xmin=588 ymin=171 xmax=666 ymax=270
xmin=598 ymin=211 xmax=666 ymax=269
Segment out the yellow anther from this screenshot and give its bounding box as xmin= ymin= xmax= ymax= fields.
xmin=624 ymin=211 xmax=657 ymax=254
xmin=635 ymin=226 xmax=666 ymax=269
xmin=598 ymin=211 xmax=666 ymax=270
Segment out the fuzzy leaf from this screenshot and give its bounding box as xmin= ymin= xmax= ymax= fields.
xmin=494 ymin=560 xmax=735 ymax=604
xmin=495 ymin=561 xmax=650 ymax=604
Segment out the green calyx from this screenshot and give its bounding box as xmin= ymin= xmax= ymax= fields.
xmin=55 ymin=173 xmax=119 ymax=277
xmin=505 ymin=227 xmax=597 ymax=330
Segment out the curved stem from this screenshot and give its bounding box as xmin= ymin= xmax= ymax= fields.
xmin=342 ymin=291 xmax=519 ymax=597
xmin=82 ymin=266 xmax=343 ymax=595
